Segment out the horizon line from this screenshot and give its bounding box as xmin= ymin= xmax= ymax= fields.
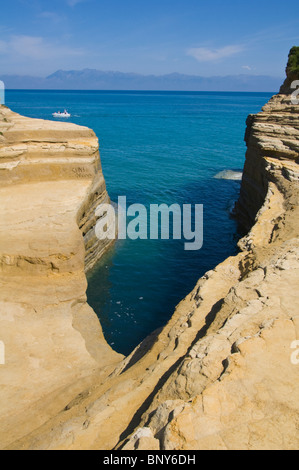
xmin=4 ymin=88 xmax=278 ymax=94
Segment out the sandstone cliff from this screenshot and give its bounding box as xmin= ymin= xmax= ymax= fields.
xmin=1 ymin=54 xmax=299 ymax=451
xmin=0 ymin=107 xmax=122 ymax=449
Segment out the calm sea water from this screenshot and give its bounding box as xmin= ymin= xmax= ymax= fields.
xmin=6 ymin=90 xmax=272 ymax=355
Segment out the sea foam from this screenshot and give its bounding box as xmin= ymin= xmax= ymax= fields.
xmin=214 ymin=170 xmax=243 ymax=181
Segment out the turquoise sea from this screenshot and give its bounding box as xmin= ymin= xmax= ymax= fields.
xmin=6 ymin=90 xmax=272 ymax=355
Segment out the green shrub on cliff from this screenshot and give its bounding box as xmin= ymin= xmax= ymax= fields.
xmin=287 ymin=46 xmax=299 ymax=75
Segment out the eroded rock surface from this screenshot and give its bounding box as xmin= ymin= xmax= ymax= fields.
xmin=0 ymin=107 xmax=122 ymax=449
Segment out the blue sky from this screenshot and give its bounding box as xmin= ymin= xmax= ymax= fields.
xmin=0 ymin=0 xmax=299 ymax=77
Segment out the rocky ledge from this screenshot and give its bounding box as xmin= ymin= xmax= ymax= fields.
xmin=1 ymin=53 xmax=299 ymax=450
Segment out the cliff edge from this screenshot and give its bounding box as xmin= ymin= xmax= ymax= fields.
xmin=0 ymin=107 xmax=122 ymax=449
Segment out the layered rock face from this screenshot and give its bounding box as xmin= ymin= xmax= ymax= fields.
xmin=0 ymin=107 xmax=122 ymax=449
xmin=1 ymin=58 xmax=299 ymax=451
xmin=0 ymin=106 xmax=112 ymax=271
xmin=237 ymin=81 xmax=299 ymax=231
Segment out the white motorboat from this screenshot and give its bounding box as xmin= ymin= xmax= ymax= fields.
xmin=52 ymin=110 xmax=71 ymax=118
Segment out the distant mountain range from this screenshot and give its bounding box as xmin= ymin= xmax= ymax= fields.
xmin=0 ymin=69 xmax=283 ymax=92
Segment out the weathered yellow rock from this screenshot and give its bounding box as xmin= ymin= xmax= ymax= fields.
xmin=0 ymin=107 xmax=122 ymax=449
